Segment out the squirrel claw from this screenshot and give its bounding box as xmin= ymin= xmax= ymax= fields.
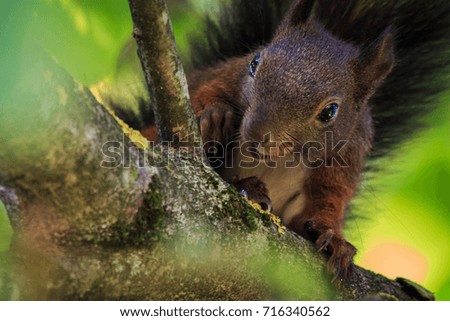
xmin=314 ymin=228 xmax=357 ymax=282
xmin=233 ymin=176 xmax=272 ymax=212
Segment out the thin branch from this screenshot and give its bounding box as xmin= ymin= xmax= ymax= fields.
xmin=128 ymin=0 xmax=200 ymax=147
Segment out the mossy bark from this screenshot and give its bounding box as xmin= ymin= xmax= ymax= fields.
xmin=0 ymin=48 xmax=434 ymax=300
xmin=128 ymin=0 xmax=200 ymax=146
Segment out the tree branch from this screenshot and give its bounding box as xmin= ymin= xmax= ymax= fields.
xmin=128 ymin=0 xmax=200 ymax=146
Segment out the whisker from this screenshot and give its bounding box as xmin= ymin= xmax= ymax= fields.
xmin=229 ymin=131 xmax=242 ymax=142
xmin=216 ymin=88 xmax=249 ymax=116
xmin=286 ymin=132 xmax=302 ymax=146
xmin=284 ymin=132 xmax=304 ymax=160
xmin=240 ymin=91 xmax=252 ymax=110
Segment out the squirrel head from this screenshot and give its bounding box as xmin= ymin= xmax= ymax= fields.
xmin=240 ymin=0 xmax=394 ymax=163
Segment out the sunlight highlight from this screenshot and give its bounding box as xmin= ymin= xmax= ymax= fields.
xmin=359 ymin=241 xmax=428 ymax=283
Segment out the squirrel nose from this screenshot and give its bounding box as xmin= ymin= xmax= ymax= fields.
xmin=255 ymin=135 xmax=269 ymax=153
xmin=259 ymin=134 xmax=279 ymax=156
xmin=256 ymin=145 xmax=266 ymax=155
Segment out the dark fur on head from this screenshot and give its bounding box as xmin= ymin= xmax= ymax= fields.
xmin=190 ymin=0 xmax=450 ymax=159
xmin=189 ymin=0 xmax=291 ymax=70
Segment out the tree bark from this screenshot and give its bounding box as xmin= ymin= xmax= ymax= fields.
xmin=128 ymin=0 xmax=200 ymax=146
xmin=0 ymin=46 xmax=433 ymax=300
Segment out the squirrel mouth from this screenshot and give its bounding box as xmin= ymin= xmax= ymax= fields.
xmin=246 ymin=141 xmax=296 ymax=161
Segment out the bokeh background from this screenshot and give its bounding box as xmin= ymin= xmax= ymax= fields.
xmin=0 ymin=0 xmax=449 ymax=300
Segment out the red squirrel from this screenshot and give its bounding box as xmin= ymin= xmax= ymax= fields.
xmin=187 ymin=0 xmax=394 ymax=280
xmin=112 ymin=0 xmax=450 ymax=280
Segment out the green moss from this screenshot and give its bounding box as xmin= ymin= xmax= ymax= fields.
xmin=142 ymin=177 xmax=166 ymax=239
xmin=224 ymin=187 xmax=260 ymax=232
xmin=221 ymin=186 xmax=287 ymax=234
xmin=206 ymin=175 xmax=220 ymax=190
xmin=106 ymin=177 xmax=167 ymax=247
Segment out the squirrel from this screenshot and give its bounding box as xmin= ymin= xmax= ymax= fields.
xmin=111 ymin=0 xmax=450 ymax=281
xmin=188 ymin=0 xmax=390 ymax=280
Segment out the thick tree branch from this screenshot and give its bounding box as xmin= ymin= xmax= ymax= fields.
xmin=0 ymin=48 xmax=434 ymax=300
xmin=128 ymin=0 xmax=200 ymax=146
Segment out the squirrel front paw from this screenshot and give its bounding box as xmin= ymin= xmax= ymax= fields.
xmin=305 ymin=221 xmax=356 ymax=282
xmin=199 ymin=104 xmax=235 ymax=150
xmin=233 ymin=176 xmax=272 ymax=212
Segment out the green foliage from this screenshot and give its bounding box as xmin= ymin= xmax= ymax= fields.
xmin=348 ymin=102 xmax=450 ymax=300
xmin=0 ymin=1 xmax=132 ymax=86
xmin=0 ymin=201 xmax=13 ymax=253
xmin=437 ymin=277 xmax=450 ymax=300
xmin=31 ymin=0 xmax=132 ymax=84
xmin=0 ymin=201 xmax=13 ymax=300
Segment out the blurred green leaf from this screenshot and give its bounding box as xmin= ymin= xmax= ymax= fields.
xmin=25 ymin=0 xmax=132 ymax=84
xmin=436 ymin=276 xmax=450 ymax=301
xmin=0 ymin=201 xmax=13 ymax=253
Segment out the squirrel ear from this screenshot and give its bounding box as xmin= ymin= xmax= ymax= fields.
xmin=288 ymin=0 xmax=315 ymax=27
xmin=358 ymin=28 xmax=395 ymax=89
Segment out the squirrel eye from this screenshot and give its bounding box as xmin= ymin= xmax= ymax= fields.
xmin=249 ymin=55 xmax=260 ymax=78
xmin=318 ymin=103 xmax=339 ymax=123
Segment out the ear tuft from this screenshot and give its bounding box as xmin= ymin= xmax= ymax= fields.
xmin=289 ymin=0 xmax=316 ymax=27
xmin=359 ymin=27 xmax=395 ymax=89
